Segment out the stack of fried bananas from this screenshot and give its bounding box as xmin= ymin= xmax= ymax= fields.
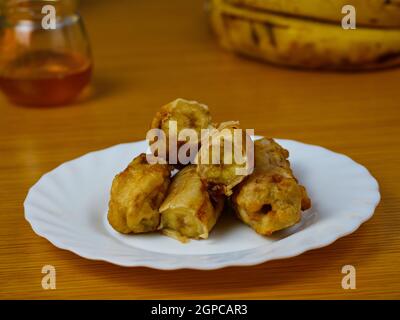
xmin=108 ymin=98 xmax=311 ymax=242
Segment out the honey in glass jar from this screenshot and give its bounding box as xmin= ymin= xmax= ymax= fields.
xmin=0 ymin=0 xmax=92 ymax=106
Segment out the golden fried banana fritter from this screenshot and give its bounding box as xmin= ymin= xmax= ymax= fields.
xmin=150 ymin=98 xmax=212 ymax=165
xmin=108 ymin=154 xmax=171 ymax=234
xmin=158 ymin=165 xmax=224 ymax=242
xmin=196 ymin=121 xmax=254 ymax=196
xmin=232 ymin=138 xmax=311 ymax=235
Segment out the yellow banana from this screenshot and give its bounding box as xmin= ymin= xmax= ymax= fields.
xmin=209 ymin=0 xmax=400 ymax=70
xmin=225 ymin=0 xmax=400 ymax=28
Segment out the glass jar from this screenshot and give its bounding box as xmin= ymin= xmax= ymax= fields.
xmin=0 ymin=0 xmax=92 ymax=106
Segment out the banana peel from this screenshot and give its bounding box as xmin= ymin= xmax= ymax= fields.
xmin=209 ymin=0 xmax=400 ymax=70
xmin=225 ymin=0 xmax=400 ymax=28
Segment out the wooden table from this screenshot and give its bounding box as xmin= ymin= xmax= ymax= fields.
xmin=1 ymin=0 xmax=399 ymax=299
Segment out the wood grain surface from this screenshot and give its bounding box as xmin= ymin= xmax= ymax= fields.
xmin=0 ymin=0 xmax=399 ymax=299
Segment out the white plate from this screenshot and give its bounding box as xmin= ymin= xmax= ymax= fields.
xmin=24 ymin=139 xmax=380 ymax=270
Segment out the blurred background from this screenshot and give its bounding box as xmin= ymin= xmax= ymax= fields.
xmin=1 ymin=0 xmax=399 ymax=158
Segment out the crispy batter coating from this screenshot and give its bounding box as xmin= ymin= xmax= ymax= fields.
xmin=158 ymin=165 xmax=224 ymax=242
xmin=108 ymin=154 xmax=171 ymax=234
xmin=150 ymin=98 xmax=212 ymax=165
xmin=232 ymin=138 xmax=311 ymax=235
xmin=196 ymin=121 xmax=254 ymax=196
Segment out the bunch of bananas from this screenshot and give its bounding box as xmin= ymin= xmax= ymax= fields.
xmin=208 ymin=0 xmax=400 ymax=70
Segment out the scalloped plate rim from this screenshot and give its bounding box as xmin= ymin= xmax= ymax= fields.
xmin=24 ymin=138 xmax=381 ymax=270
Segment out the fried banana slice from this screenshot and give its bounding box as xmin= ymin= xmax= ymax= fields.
xmin=108 ymin=154 xmax=171 ymax=234
xmin=150 ymin=98 xmax=212 ymax=165
xmin=232 ymin=138 xmax=311 ymax=235
xmin=196 ymin=121 xmax=254 ymax=196
xmin=158 ymin=165 xmax=224 ymax=242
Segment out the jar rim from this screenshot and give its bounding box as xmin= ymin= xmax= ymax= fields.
xmin=3 ymin=0 xmax=78 ymax=20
